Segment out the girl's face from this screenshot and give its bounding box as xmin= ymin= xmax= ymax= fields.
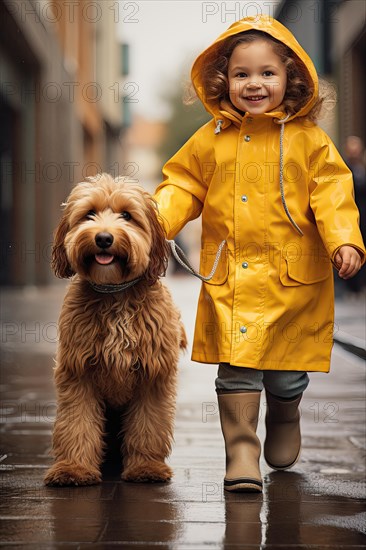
xmin=228 ymin=40 xmax=287 ymax=115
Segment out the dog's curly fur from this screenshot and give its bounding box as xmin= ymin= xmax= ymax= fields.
xmin=44 ymin=173 xmax=187 ymax=486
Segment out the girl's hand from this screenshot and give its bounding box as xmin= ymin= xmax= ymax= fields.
xmin=334 ymin=246 xmax=362 ymax=279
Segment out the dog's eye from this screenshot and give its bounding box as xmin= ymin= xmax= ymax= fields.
xmin=86 ymin=210 xmax=96 ymax=220
xmin=120 ymin=211 xmax=132 ymax=221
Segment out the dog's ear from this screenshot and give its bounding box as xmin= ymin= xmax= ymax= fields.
xmin=51 ymin=212 xmax=75 ymax=278
xmin=144 ymin=199 xmax=169 ymax=285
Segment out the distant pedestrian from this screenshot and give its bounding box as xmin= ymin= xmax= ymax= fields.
xmin=344 ymin=135 xmax=366 ymax=294
xmin=154 ymin=16 xmax=365 ymax=493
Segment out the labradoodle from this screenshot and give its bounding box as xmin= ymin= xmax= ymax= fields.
xmin=44 ymin=173 xmax=187 ymax=486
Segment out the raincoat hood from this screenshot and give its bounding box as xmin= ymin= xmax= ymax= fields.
xmin=191 ymin=15 xmax=319 ymax=126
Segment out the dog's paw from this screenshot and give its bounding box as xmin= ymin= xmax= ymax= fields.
xmin=44 ymin=461 xmax=101 ymax=486
xmin=122 ymin=461 xmax=172 ymax=483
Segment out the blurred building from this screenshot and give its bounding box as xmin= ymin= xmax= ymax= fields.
xmin=331 ymin=1 xmax=366 ymax=146
xmin=0 ymin=0 xmax=128 ymax=285
xmin=275 ymin=0 xmax=366 ymax=146
xmin=124 ymin=115 xmax=167 ymax=193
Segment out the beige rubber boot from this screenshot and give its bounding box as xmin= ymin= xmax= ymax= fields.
xmin=218 ymin=392 xmax=262 ymax=493
xmin=264 ymin=391 xmax=302 ymax=470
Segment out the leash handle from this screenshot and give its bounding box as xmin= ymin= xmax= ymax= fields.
xmin=166 ymin=239 xmax=226 ymax=282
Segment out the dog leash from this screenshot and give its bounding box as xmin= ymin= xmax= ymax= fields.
xmin=166 ymin=239 xmax=226 ymax=282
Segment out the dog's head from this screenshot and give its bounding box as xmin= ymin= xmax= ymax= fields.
xmin=52 ymin=174 xmax=168 ymax=285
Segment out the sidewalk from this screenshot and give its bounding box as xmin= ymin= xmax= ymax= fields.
xmin=334 ymin=297 xmax=366 ymax=358
xmin=0 ymin=278 xmax=365 ymax=548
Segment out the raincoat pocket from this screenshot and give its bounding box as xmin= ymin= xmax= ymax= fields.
xmin=280 ymin=254 xmax=331 ymax=286
xmin=200 ymin=244 xmax=229 ymax=285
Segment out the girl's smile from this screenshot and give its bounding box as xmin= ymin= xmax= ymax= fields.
xmin=245 ymin=95 xmax=266 ymax=102
xmin=228 ymin=40 xmax=287 ymax=115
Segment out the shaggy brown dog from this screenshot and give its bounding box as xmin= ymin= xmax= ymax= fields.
xmin=44 ymin=173 xmax=187 ymax=486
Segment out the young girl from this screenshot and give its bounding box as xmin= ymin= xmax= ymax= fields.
xmin=154 ymin=16 xmax=365 ymax=493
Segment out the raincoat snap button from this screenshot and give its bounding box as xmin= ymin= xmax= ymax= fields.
xmin=241 ymin=195 xmax=248 ymax=202
xmin=244 ymin=135 xmax=251 ymax=142
xmin=240 ymin=326 xmax=247 ymax=334
xmin=242 ymin=262 xmax=248 ymax=269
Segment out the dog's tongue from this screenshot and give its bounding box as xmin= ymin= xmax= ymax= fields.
xmin=95 ymin=253 xmax=114 ymax=265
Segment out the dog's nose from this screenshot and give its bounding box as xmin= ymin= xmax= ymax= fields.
xmin=95 ymin=232 xmax=114 ymax=249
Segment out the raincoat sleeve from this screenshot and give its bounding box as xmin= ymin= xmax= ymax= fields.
xmin=154 ymin=132 xmax=207 ymax=239
xmin=309 ymin=134 xmax=366 ymax=266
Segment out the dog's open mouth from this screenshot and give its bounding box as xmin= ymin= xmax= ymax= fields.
xmin=95 ymin=253 xmax=115 ymax=265
xmin=88 ymin=253 xmax=129 ymax=269
xmin=83 ymin=253 xmax=129 ymax=274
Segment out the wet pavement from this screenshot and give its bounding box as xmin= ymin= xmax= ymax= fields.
xmin=0 ymin=277 xmax=365 ymax=548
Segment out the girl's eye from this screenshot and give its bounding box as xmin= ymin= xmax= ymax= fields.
xmin=236 ymin=72 xmax=247 ymax=78
xmin=263 ymin=71 xmax=274 ymax=77
xmin=120 ymin=211 xmax=132 ymax=221
xmin=86 ymin=210 xmax=96 ymax=220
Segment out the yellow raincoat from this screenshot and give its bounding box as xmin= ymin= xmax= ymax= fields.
xmin=154 ymin=16 xmax=365 ymax=372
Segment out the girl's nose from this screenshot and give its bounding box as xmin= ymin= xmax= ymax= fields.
xmin=246 ymin=80 xmax=261 ymax=90
xmin=247 ymin=80 xmax=262 ymax=92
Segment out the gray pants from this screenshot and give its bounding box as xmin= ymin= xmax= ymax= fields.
xmin=216 ymin=363 xmax=309 ymax=399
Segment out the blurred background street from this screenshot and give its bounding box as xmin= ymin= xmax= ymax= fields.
xmin=1 ymin=0 xmax=365 ymax=547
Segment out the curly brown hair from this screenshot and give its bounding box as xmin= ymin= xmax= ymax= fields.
xmin=190 ymin=30 xmax=326 ymax=122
